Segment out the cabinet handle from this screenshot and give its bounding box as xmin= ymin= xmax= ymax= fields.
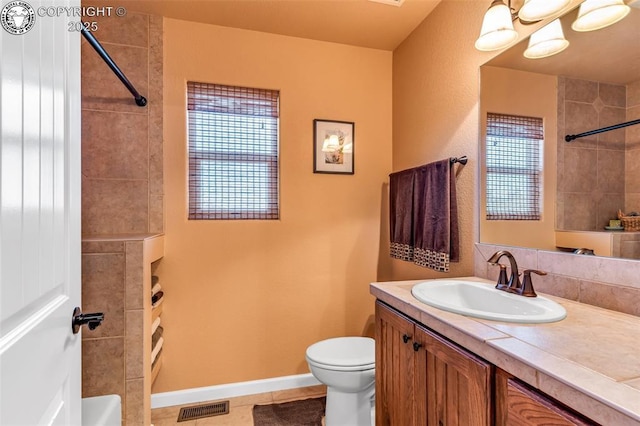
xmin=413 ymin=342 xmax=422 ymax=352
xmin=402 ymin=334 xmax=412 ymax=344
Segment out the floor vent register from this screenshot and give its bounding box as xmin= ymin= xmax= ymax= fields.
xmin=177 ymin=400 xmax=230 ymax=422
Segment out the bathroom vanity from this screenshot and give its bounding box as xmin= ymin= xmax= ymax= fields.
xmin=371 ymin=277 xmax=640 ymax=425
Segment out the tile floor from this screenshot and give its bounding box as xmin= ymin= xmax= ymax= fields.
xmin=151 ymin=385 xmax=327 ymax=425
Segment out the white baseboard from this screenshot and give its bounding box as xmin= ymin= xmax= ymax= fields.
xmin=151 ymin=373 xmax=322 ymax=409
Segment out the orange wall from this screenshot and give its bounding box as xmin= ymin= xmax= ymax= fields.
xmin=157 ymin=18 xmax=392 ymax=392
xmin=480 ymin=66 xmax=558 ymax=251
xmin=388 ymin=2 xmax=489 ymax=280
xmin=389 ymin=0 xmax=581 ymax=280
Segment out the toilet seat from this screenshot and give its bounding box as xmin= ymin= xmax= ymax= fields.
xmin=306 ymin=337 xmax=375 ymax=371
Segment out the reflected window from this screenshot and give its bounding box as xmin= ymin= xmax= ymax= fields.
xmin=187 ymin=82 xmax=280 ymax=220
xmin=485 ymin=113 xmax=543 ymax=220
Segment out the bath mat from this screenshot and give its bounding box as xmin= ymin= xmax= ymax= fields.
xmin=253 ymin=397 xmax=326 ymax=426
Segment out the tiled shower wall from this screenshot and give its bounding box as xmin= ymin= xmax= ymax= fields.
xmin=82 ymin=238 xmax=148 ymax=424
xmin=626 ymin=80 xmax=640 ymax=212
xmin=81 ymin=12 xmax=163 ymax=235
xmin=556 ymin=77 xmax=626 ymax=231
xmin=80 ymin=12 xmax=163 ymax=425
xmin=557 ymin=77 xmax=640 ymax=231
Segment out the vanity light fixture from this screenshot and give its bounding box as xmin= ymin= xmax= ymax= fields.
xmin=571 ymin=0 xmax=631 ymax=32
xmin=475 ymin=0 xmax=569 ymax=52
xmin=476 ymin=0 xmax=633 ymax=56
xmin=524 ymin=19 xmax=569 ymax=59
xmin=475 ymin=0 xmax=518 ymax=51
xmin=519 ymin=0 xmax=571 ymax=22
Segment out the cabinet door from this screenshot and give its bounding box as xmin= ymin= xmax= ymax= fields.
xmin=416 ymin=324 xmax=493 ymax=426
xmin=376 ymin=301 xmax=422 ymax=426
xmin=506 ymin=378 xmax=598 ymax=426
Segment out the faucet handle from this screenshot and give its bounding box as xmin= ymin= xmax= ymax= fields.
xmin=519 ymin=269 xmax=547 ymax=297
xmin=495 ymin=264 xmax=509 ymax=290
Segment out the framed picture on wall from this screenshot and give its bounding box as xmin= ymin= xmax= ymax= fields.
xmin=313 ymin=119 xmax=355 ymax=174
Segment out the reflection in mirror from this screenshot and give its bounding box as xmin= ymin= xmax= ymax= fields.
xmin=479 ymin=2 xmax=640 ymax=259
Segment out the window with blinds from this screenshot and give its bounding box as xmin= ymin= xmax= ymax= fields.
xmin=187 ymin=82 xmax=280 ymax=220
xmin=485 ymin=112 xmax=543 ymax=221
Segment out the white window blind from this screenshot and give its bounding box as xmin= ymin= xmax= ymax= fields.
xmin=486 ymin=112 xmax=543 ymax=221
xmin=187 ymin=82 xmax=280 ymax=220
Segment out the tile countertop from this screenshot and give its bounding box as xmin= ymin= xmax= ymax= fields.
xmin=370 ymin=277 xmax=640 ymax=426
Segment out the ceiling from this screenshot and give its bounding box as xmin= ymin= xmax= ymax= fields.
xmin=486 ymin=1 xmax=640 ymax=85
xmin=91 ymin=0 xmax=442 ymax=51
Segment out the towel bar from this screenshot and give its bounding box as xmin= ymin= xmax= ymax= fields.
xmin=450 ymin=156 xmax=468 ymax=165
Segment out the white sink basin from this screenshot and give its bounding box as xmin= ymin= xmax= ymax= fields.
xmin=411 ymin=279 xmax=566 ymax=323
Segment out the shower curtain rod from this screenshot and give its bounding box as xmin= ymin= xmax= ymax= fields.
xmin=565 ymin=118 xmax=640 ymax=142
xmin=80 ymin=26 xmax=147 ymax=107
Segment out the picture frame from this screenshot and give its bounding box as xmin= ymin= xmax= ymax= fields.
xmin=313 ymin=119 xmax=355 ymax=174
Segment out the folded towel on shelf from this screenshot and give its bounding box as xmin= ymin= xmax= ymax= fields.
xmin=389 ymin=168 xmax=416 ymax=262
xmin=151 ymin=316 xmax=161 ymax=335
xmin=151 ymin=337 xmax=164 ymax=365
xmin=152 ymin=295 xmax=164 ymax=309
xmin=152 ymin=326 xmax=164 ymax=349
xmin=412 ymin=159 xmax=459 ymax=272
xmin=151 ymin=283 xmax=162 ymax=297
xmin=388 ymin=158 xmax=460 ymax=272
xmin=152 ymin=290 xmax=164 ymax=305
xmin=152 ymin=348 xmax=163 ymax=370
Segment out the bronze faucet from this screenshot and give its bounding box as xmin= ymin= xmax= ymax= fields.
xmin=487 ymin=250 xmax=520 ymax=292
xmin=487 ymin=251 xmax=547 ymax=297
xmin=518 ymin=269 xmax=547 ymax=297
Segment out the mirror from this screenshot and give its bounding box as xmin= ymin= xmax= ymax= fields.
xmin=479 ymin=3 xmax=640 ymax=259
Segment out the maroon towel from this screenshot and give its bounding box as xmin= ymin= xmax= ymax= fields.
xmin=389 ymin=159 xmax=459 ymax=272
xmin=389 ymin=169 xmax=415 ymax=262
xmin=412 ymin=159 xmax=459 ymax=272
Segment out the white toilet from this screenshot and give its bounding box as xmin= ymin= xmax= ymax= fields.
xmin=306 ymin=336 xmax=375 ymax=426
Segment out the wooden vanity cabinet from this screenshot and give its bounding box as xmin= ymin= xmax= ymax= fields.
xmin=376 ymin=301 xmax=492 ymax=426
xmin=376 ymin=300 xmax=424 ymax=425
xmin=376 ymin=301 xmax=601 ymax=426
xmin=496 ymin=370 xmax=598 ymax=426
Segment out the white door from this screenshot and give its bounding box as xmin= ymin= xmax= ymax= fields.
xmin=0 ymin=0 xmax=82 ymax=424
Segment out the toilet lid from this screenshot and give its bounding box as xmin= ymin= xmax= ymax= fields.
xmin=306 ymin=337 xmax=375 ymax=368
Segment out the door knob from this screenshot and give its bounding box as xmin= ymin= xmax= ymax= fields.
xmin=72 ymin=307 xmax=104 ymax=334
